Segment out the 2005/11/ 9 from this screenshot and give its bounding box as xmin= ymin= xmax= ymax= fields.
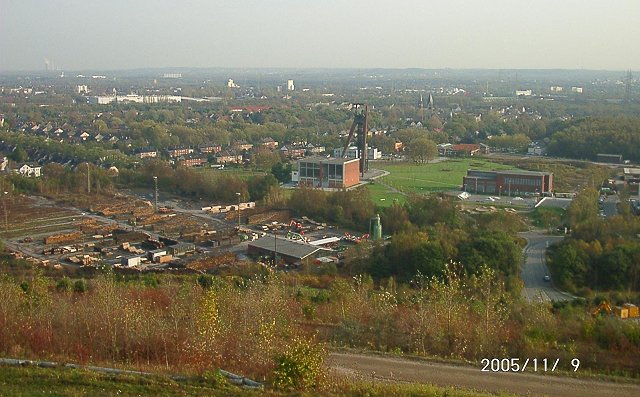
xmin=481 ymin=358 xmax=581 ymax=372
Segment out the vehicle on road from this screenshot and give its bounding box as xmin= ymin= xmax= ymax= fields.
xmin=544 ymin=275 xmax=551 ymax=282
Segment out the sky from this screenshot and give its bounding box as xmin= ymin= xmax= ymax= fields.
xmin=1 ymin=0 xmax=639 ymax=71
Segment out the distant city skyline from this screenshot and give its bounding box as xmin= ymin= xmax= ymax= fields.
xmin=1 ymin=0 xmax=639 ymax=72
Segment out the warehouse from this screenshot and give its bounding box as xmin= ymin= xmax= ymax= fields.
xmin=296 ymin=156 xmax=360 ymax=188
xmin=463 ymin=170 xmax=553 ymax=195
xmin=248 ymin=235 xmax=332 ymax=265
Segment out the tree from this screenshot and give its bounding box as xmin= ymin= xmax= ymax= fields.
xmin=406 ymin=137 xmax=437 ymax=164
xmin=9 ymin=146 xmax=28 ymax=162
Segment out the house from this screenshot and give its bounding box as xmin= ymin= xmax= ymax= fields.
xmin=305 ymin=143 xmax=325 ymax=154
xmin=166 ymin=146 xmax=193 ymax=158
xmin=260 ymin=137 xmax=278 ymax=150
xmin=178 ymin=154 xmax=208 ymax=168
xmin=280 ymin=145 xmax=306 ymax=159
xmin=0 ymin=154 xmax=8 ymax=171
xmin=215 ymin=150 xmax=243 ymax=164
xmin=199 ymin=143 xmax=222 ymax=154
xmin=135 ymin=148 xmax=158 ymax=159
xmin=16 ymin=163 xmax=42 ymax=177
xmin=394 ymin=140 xmax=404 ymax=152
xmin=79 ymin=131 xmax=90 ymax=141
xmin=233 ymin=141 xmax=254 ymax=151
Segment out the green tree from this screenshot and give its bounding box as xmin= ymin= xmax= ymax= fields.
xmin=407 ymin=137 xmax=437 ymax=164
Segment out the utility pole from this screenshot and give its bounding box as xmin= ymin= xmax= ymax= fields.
xmin=236 ymin=192 xmax=241 ymax=228
xmin=86 ymin=163 xmax=91 ymax=193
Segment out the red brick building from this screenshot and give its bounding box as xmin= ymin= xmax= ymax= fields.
xmin=463 ymin=170 xmax=553 ymax=195
xmin=297 ymin=157 xmax=360 ymax=188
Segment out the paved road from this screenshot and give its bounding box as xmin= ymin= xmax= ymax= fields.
xmin=520 ymin=231 xmax=574 ymax=303
xmin=329 ymin=352 xmax=640 ymax=397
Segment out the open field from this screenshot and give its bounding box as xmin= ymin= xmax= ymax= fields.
xmin=367 ymin=158 xmax=515 ymax=203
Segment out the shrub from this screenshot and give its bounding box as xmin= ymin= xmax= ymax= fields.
xmin=272 ymin=336 xmax=326 ymax=390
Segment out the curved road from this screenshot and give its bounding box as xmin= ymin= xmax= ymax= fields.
xmin=329 ymin=352 xmax=640 ymax=397
xmin=520 ymin=231 xmax=574 ymax=303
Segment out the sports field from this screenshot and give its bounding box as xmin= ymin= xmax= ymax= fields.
xmin=367 ymin=158 xmax=515 ymax=203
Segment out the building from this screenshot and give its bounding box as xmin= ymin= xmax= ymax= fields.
xmin=166 ymin=146 xmax=194 ymax=158
xmin=215 ymin=150 xmax=243 ymax=164
xmin=248 ymin=235 xmax=332 ymax=266
xmin=571 ymin=87 xmax=583 ymax=93
xmin=463 ymin=170 xmax=553 ymax=195
xmin=76 ymin=85 xmax=89 ymax=94
xmin=528 ymin=143 xmax=547 ymax=156
xmin=178 ymin=154 xmax=208 ymax=167
xmin=449 ymin=144 xmax=481 ymax=157
xmin=280 ymin=145 xmax=306 ymax=159
xmin=260 ymin=137 xmax=278 ymax=150
xmin=597 ymin=153 xmax=623 ymax=164
xmin=0 ymin=154 xmax=8 ymax=171
xmin=16 ymin=163 xmax=42 ymax=178
xmin=332 ymin=146 xmax=381 ymax=160
xmin=287 ymin=79 xmax=295 ymax=91
xmin=135 ymin=148 xmax=158 ymax=159
xmin=121 ymin=255 xmax=142 ymax=267
xmin=297 ymin=156 xmax=360 ymax=188
xmin=199 ymin=143 xmax=222 ymax=154
xmin=515 ymin=90 xmax=532 ymax=97
xmin=550 ymin=86 xmax=564 ymax=92
xmin=623 ymin=168 xmax=640 ymax=185
xmin=227 ymin=79 xmax=239 ymax=88
xmin=167 ymin=242 xmax=195 ymax=257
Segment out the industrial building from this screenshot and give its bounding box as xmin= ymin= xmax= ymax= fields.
xmin=167 ymin=242 xmax=195 ymax=256
xmin=463 ymin=170 xmax=553 ymax=195
xmin=296 ymin=156 xmax=360 ymax=188
xmin=248 ymin=235 xmax=332 ymax=265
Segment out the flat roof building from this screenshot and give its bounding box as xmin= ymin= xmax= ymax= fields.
xmin=297 ymin=156 xmax=360 ymax=188
xmin=248 ymin=235 xmax=332 ymax=265
xmin=463 ymin=169 xmax=553 ymax=195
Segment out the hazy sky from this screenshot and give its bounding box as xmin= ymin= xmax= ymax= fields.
xmin=1 ymin=0 xmax=639 ymax=71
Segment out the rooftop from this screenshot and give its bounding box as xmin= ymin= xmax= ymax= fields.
xmin=299 ymin=156 xmax=360 ymax=165
xmin=249 ymin=236 xmax=332 ymax=260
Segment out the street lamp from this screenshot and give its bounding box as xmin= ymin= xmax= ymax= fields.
xmin=153 ymin=176 xmax=158 ymax=211
xmin=2 ymin=191 xmax=8 ymax=232
xmin=236 ymin=192 xmax=241 ymax=229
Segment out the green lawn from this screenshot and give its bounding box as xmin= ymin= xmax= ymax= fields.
xmin=366 ymin=159 xmax=517 ymax=205
xmin=373 ymin=159 xmax=515 ymax=194
xmin=366 ymin=182 xmax=406 ymax=207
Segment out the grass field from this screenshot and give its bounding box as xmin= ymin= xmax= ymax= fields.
xmin=367 ymin=158 xmax=515 ymax=204
xmin=366 ymin=182 xmax=407 ymax=207
xmin=195 ymin=166 xmax=266 ymax=183
xmin=0 ymin=364 xmax=515 ymax=397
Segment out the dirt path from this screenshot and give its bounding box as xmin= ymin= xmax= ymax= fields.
xmin=328 ymin=353 xmax=640 ymax=397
